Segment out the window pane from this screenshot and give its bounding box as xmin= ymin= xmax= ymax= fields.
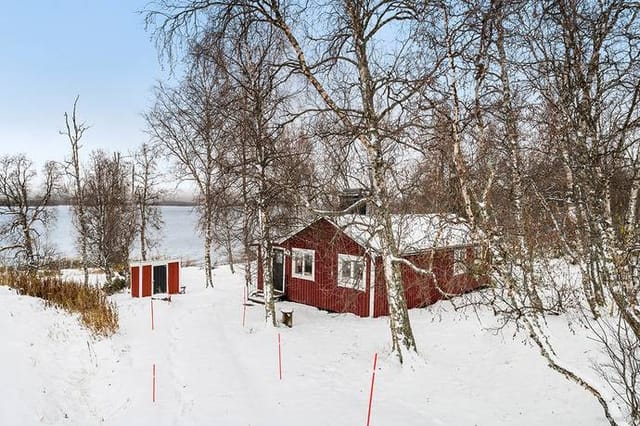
xmin=341 ymin=261 xmax=351 ymax=279
xmin=304 ymin=254 xmax=313 ymax=274
xmin=354 ymin=262 xmax=364 ymax=280
xmin=294 ymin=256 xmax=303 ymax=274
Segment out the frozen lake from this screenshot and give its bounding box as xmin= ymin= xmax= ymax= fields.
xmin=44 ymin=205 xmax=208 ymax=263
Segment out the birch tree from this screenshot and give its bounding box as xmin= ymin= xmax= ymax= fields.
xmin=145 ymin=53 xmax=228 ymax=288
xmin=433 ymin=1 xmax=640 ymax=422
xmin=198 ymin=24 xmax=314 ymax=325
xmin=520 ymin=0 xmax=640 ymax=333
xmin=83 ymin=150 xmax=137 ymax=282
xmin=0 ymin=155 xmax=59 ymax=270
xmin=146 ymin=0 xmax=439 ymax=361
xmin=61 ymin=97 xmax=91 ymax=285
xmin=133 ymin=143 xmax=163 ymax=261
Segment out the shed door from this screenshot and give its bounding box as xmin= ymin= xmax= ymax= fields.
xmin=272 ymin=248 xmax=285 ymax=293
xmin=131 ymin=266 xmax=140 ymax=297
xmin=168 ymin=262 xmax=180 ymax=294
xmin=153 ymin=265 xmax=167 ymax=294
xmin=142 ymin=265 xmax=152 ymax=297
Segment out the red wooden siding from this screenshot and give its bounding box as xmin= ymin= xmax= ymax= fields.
xmin=373 ymin=248 xmax=484 ymax=317
xmin=280 ymin=219 xmax=371 ymax=317
xmin=257 ymin=218 xmax=486 ymax=317
xmin=131 ymin=266 xmax=140 ymax=297
xmin=168 ymin=262 xmax=180 ymax=294
xmin=142 ymin=265 xmax=152 ymax=297
xmin=373 ymin=257 xmax=387 ymax=317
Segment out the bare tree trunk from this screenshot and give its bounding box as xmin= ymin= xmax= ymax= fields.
xmin=444 ymin=15 xmax=477 ymax=230
xmin=240 ymin=140 xmax=254 ymax=294
xmin=258 ymin=203 xmax=277 ymax=326
xmin=62 ymin=97 xmax=90 ymax=286
xmin=625 ymin=147 xmax=640 ymax=241
xmin=140 ymin=212 xmax=148 ymax=261
xmin=203 ymin=203 xmax=214 ymax=288
xmin=495 ymin=4 xmax=544 ymax=311
xmin=134 ymin=142 xmax=163 ymax=262
xmin=367 ymin=141 xmax=417 ymax=360
xmin=225 ymin=226 xmax=235 ymax=274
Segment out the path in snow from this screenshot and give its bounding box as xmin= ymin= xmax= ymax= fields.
xmin=1 ymin=265 xmax=611 ymax=425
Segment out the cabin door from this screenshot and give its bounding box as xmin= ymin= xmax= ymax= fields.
xmin=153 ymin=265 xmax=167 ymax=294
xmin=272 ymin=248 xmax=285 ymax=293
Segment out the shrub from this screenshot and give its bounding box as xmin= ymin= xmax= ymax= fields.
xmin=1 ymin=269 xmax=118 ymax=337
xmin=103 ymin=276 xmax=128 ymax=295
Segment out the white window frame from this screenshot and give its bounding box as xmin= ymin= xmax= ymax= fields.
xmin=453 ymin=248 xmax=466 ymax=276
xmin=292 ymin=248 xmax=315 ymax=281
xmin=337 ymin=254 xmax=366 ymax=291
xmin=473 ymin=245 xmax=485 ymax=267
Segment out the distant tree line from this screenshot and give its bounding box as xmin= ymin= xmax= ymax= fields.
xmin=0 ymin=195 xmax=197 ymax=207
xmin=0 ymin=98 xmax=164 ymax=285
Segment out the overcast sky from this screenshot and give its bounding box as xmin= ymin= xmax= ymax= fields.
xmin=0 ymin=1 xmax=171 ymax=172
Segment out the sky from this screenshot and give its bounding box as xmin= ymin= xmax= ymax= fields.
xmin=0 ymin=1 xmax=172 ymax=171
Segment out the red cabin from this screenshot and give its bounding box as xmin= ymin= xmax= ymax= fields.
xmin=130 ymin=259 xmax=181 ymax=297
xmin=256 ymin=214 xmax=486 ymax=317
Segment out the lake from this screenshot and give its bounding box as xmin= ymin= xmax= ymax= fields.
xmin=44 ymin=205 xmax=209 ymax=263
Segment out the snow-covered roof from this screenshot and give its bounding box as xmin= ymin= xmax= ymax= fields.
xmin=329 ymin=214 xmax=474 ymax=254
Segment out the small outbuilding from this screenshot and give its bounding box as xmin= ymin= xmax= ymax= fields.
xmin=256 ymin=214 xmax=487 ymax=317
xmin=130 ymin=259 xmax=181 ymax=297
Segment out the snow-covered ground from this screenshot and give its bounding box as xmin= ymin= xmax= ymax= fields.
xmin=0 ymin=266 xmax=609 ymax=425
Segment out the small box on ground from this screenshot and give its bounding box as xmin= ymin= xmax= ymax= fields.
xmin=281 ymin=309 xmax=294 ymax=328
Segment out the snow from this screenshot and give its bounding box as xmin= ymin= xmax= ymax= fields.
xmin=333 ymin=214 xmax=474 ymax=254
xmin=0 ymin=265 xmax=609 ymax=425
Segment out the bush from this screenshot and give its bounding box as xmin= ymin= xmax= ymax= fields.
xmin=1 ymin=270 xmax=119 ymax=337
xmin=103 ymin=276 xmax=128 ymax=295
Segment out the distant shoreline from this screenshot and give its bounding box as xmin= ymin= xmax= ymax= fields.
xmin=1 ymin=201 xmax=197 ymax=207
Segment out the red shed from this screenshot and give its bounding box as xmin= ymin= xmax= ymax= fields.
xmin=256 ymin=214 xmax=486 ymax=317
xmin=130 ymin=259 xmax=181 ymax=298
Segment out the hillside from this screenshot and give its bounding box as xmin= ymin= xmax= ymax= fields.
xmin=0 ymin=266 xmax=608 ymax=425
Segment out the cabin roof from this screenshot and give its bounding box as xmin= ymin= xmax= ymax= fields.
xmin=278 ymin=214 xmax=475 ymax=255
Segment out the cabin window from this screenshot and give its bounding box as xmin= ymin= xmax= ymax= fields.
xmin=473 ymin=245 xmax=485 ymax=266
xmin=337 ymin=254 xmax=366 ymax=291
xmin=292 ymin=248 xmax=315 ymax=281
xmin=453 ymin=248 xmax=466 ymax=276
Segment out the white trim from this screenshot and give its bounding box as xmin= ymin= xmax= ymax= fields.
xmin=453 ymin=248 xmax=465 ymax=276
xmin=131 ymin=258 xmax=181 ymax=267
xmin=291 ymin=248 xmax=315 ymax=281
xmin=337 ymin=253 xmax=366 ymax=291
xmin=369 ymin=256 xmax=375 ymax=318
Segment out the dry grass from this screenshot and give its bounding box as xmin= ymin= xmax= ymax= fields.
xmin=1 ymin=269 xmax=119 ymax=337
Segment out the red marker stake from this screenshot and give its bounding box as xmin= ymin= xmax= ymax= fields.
xmin=152 ymin=363 xmax=156 ymax=403
xmin=366 ymin=353 xmax=378 ymax=426
xmin=151 ymin=299 xmax=155 ymax=331
xmin=278 ymin=333 xmax=282 ymax=380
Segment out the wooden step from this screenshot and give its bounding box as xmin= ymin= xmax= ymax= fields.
xmin=248 ymin=290 xmax=285 ymax=305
